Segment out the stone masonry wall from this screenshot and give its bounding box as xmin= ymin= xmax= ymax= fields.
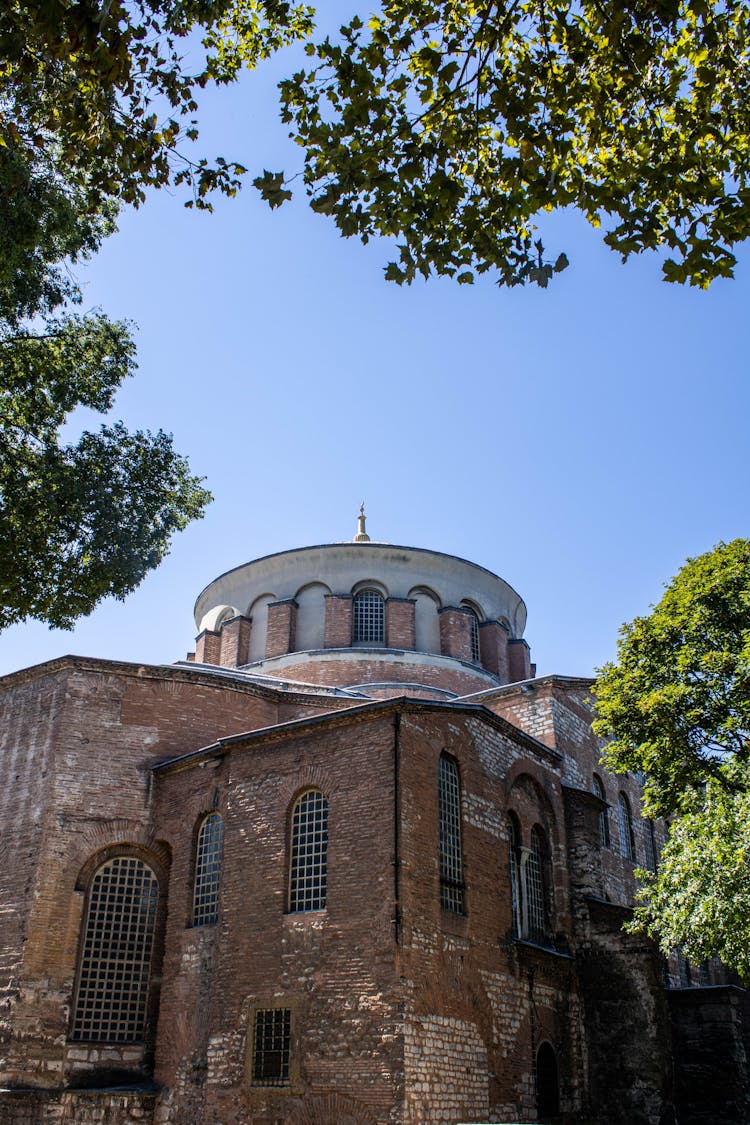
xmin=0 ymin=673 xmax=63 ymax=1086
xmin=395 ymin=711 xmax=581 ymax=1123
xmin=0 ymin=661 xmax=283 ymax=1089
xmin=151 ymin=713 xmax=404 ymax=1125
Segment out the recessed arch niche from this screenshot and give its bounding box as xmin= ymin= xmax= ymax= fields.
xmin=294 ymin=582 xmax=331 ymax=652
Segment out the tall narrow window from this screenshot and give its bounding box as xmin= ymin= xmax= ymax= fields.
xmin=252 ymin=1008 xmax=291 ymax=1085
xmin=643 ymin=819 xmax=658 ymax=871
xmin=618 ymin=793 xmax=636 ymax=861
xmin=72 ymin=856 xmax=158 ymax=1042
xmin=527 ymin=826 xmax=550 ymax=944
xmin=289 ymin=789 xmax=328 ymax=912
xmin=192 ymin=812 xmax=223 ymax=926
xmin=592 ymin=774 xmax=610 ymax=848
xmin=438 ymin=753 xmax=464 ymax=913
xmin=462 ymin=605 xmax=481 ymax=663
xmin=508 ymin=815 xmax=521 ymax=937
xmin=536 ymin=1042 xmax=560 ymax=1118
xmin=352 ymin=589 xmax=385 ymax=644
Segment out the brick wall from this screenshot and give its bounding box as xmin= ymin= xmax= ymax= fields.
xmin=438 ymin=607 xmax=473 ymax=663
xmin=385 ymin=599 xmax=416 ymax=649
xmin=152 ymin=714 xmax=402 ymax=1123
xmin=219 ymin=615 xmax=251 ymax=667
xmin=324 ymin=596 xmax=352 ymax=648
xmin=0 ymin=660 xmax=282 ymax=1089
xmin=266 ymin=599 xmax=298 ymax=659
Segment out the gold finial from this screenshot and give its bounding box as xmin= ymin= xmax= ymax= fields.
xmin=354 ymin=502 xmax=370 ymax=542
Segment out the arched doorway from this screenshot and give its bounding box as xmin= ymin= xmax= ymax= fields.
xmin=536 ymin=1041 xmax=559 ymax=1120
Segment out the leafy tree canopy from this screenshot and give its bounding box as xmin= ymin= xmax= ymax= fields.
xmin=1 ymin=0 xmax=313 ymax=215
xmin=0 ymin=307 xmax=212 ymax=631
xmin=0 ymin=0 xmax=320 ymax=629
xmin=594 ymin=540 xmax=750 ymax=976
xmin=261 ymin=0 xmax=750 ymax=288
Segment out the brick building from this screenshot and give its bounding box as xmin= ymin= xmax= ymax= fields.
xmin=1 ymin=516 xmax=748 ymax=1124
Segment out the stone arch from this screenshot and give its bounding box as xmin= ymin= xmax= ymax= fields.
xmin=247 ymin=592 xmax=276 ymax=661
xmin=409 ymin=584 xmax=441 ymax=653
xmin=198 ymin=603 xmax=238 ymax=632
xmin=350 ymin=578 xmax=388 ymax=598
xmin=294 ymin=581 xmax=331 ymax=651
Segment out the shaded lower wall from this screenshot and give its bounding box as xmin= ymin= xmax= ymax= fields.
xmin=0 ymin=1090 xmax=155 ymax=1124
xmin=669 ymin=985 xmax=750 ymax=1125
xmin=578 ymin=901 xmax=674 ymax=1125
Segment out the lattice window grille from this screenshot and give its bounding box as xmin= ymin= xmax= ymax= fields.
xmin=289 ymin=790 xmax=328 ymax=912
xmin=253 ymin=1008 xmax=291 ymax=1085
xmin=352 ymin=590 xmax=385 ymax=644
xmin=527 ymin=829 xmax=548 ymax=943
xmin=466 ymin=608 xmax=481 ymax=663
xmin=72 ymin=856 xmax=158 ymax=1043
xmin=509 ymin=818 xmax=521 ymax=937
xmin=192 ymin=812 xmax=223 ymax=926
xmin=618 ymin=794 xmax=636 ymax=861
xmin=438 ymin=755 xmax=464 ymax=913
xmin=592 ymin=775 xmax=610 ymax=848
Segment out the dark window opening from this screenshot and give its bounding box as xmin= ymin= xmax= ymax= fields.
xmin=192 ymin=812 xmax=223 ymax=926
xmin=253 ymin=1008 xmax=291 ymax=1085
xmin=72 ymin=856 xmax=158 ymax=1043
xmin=352 ymin=589 xmax=385 ymax=644
xmin=536 ymin=1041 xmax=560 ymax=1119
xmin=289 ymin=789 xmax=328 ymax=912
xmin=438 ymin=753 xmax=464 ymax=913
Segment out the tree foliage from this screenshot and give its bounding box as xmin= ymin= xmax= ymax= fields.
xmin=263 ymin=0 xmax=750 ymax=288
xmin=0 ymin=303 xmax=212 ymax=630
xmin=0 ymin=1 xmax=321 ymax=629
xmin=594 ymin=540 xmax=750 ymax=975
xmin=1 ymin=0 xmax=313 ymax=215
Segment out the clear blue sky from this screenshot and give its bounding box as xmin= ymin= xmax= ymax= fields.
xmin=2 ymin=29 xmax=748 ymax=680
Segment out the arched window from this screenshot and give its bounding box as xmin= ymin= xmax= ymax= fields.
xmin=72 ymin=855 xmax=158 ymax=1043
xmin=352 ymin=589 xmax=385 ymax=644
xmin=527 ymin=826 xmax=550 ymax=944
xmin=192 ymin=812 xmax=223 ymax=926
xmin=536 ymin=1042 xmax=560 ymax=1118
xmin=438 ymin=753 xmax=464 ymax=913
xmin=592 ymin=774 xmax=610 ymax=848
xmin=618 ymin=793 xmax=636 ymax=861
xmin=508 ymin=815 xmax=521 ymax=937
xmin=289 ymin=789 xmax=328 ymax=912
xmin=461 ymin=604 xmax=481 ymax=663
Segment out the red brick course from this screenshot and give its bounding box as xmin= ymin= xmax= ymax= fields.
xmin=324 ymin=595 xmax=352 ymax=648
xmin=438 ymin=607 xmax=473 ymax=663
xmin=385 ymin=598 xmax=416 ymax=649
xmin=266 ymin=599 xmax=298 ymax=658
xmin=219 ymin=615 xmax=251 ymax=667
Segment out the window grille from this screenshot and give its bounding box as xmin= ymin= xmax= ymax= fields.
xmin=289 ymin=789 xmax=328 ymax=912
xmin=192 ymin=812 xmax=223 ymax=926
xmin=508 ymin=817 xmax=521 ymax=937
xmin=618 ymin=793 xmax=636 ymax=861
xmin=438 ymin=754 xmax=464 ymax=913
xmin=463 ymin=606 xmax=481 ymax=663
xmin=592 ymin=775 xmax=610 ymax=848
xmin=527 ymin=827 xmax=548 ymax=943
xmin=643 ymin=819 xmax=658 ymax=871
xmin=252 ymin=1008 xmax=291 ymax=1084
xmin=72 ymin=856 xmax=158 ymax=1042
xmin=352 ymin=589 xmax=385 ymax=644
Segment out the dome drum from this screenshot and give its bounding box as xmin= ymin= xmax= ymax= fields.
xmin=191 ymin=542 xmax=531 ymax=691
